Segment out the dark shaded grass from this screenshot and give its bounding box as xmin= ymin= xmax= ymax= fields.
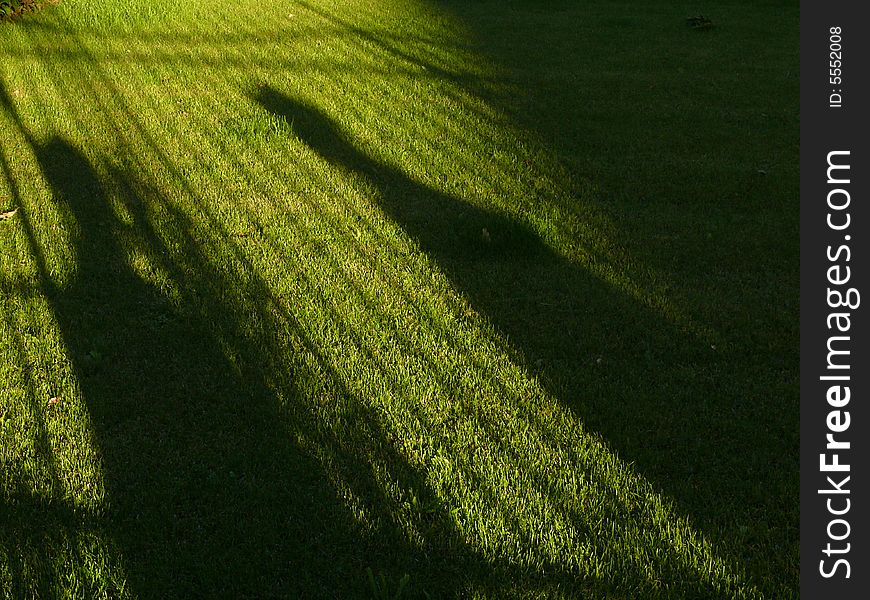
xmin=454 ymin=0 xmax=800 ymax=563
xmin=464 ymin=8 xmax=799 ymax=598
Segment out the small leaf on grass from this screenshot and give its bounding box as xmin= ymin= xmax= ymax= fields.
xmin=47 ymin=396 xmax=60 ymax=406
xmin=0 ymin=207 xmax=18 ymax=220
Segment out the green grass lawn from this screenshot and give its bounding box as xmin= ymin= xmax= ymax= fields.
xmin=0 ymin=0 xmax=798 ymax=597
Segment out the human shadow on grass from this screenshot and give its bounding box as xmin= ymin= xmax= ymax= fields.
xmin=22 ymin=138 xmax=383 ymax=597
xmin=0 ymin=83 xmax=422 ymax=595
xmin=255 ymin=3 xmax=799 ymax=584
xmin=252 ymin=86 xmax=762 ymax=594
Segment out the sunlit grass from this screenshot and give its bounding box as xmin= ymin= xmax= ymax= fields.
xmin=1 ymin=0 xmax=797 ymax=598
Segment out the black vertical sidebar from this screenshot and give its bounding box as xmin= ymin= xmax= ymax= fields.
xmin=801 ymin=1 xmax=868 ymax=598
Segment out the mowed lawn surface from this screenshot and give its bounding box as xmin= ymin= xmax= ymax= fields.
xmin=0 ymin=0 xmax=798 ymax=598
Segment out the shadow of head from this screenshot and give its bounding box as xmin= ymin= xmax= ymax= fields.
xmin=250 ymin=84 xmax=547 ymax=261
xmin=0 ymin=79 xmax=106 ymax=224
xmin=36 ymin=138 xmax=111 ymax=227
xmin=252 ymin=85 xmax=356 ymax=167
